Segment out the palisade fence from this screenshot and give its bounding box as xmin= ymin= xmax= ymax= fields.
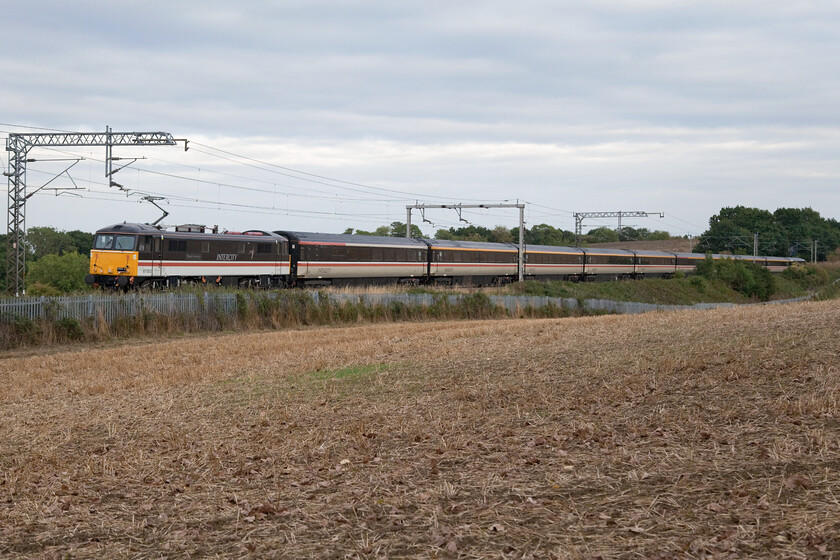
xmin=0 ymin=291 xmax=808 ymax=326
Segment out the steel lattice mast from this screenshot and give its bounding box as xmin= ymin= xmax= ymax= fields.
xmin=5 ymin=127 xmax=178 ymax=295
xmin=573 ymin=211 xmax=663 ymax=246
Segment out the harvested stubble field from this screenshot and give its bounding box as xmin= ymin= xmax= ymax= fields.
xmin=1 ymin=301 xmax=839 ymax=559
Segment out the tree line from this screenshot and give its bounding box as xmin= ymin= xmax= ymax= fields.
xmin=694 ymin=206 xmax=839 ymax=261
xmin=344 ymin=223 xmax=673 ymax=246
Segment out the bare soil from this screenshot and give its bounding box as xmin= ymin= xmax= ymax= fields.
xmin=1 ymin=302 xmax=838 ymax=558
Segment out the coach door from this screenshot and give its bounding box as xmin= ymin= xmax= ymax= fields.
xmin=153 ymin=235 xmax=163 ymax=277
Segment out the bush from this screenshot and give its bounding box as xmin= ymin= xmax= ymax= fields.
xmin=55 ymin=317 xmax=84 ymax=341
xmin=0 ymin=315 xmax=43 ymax=349
xmin=689 ymin=275 xmax=706 ymax=292
xmin=27 ymin=282 xmax=62 ymax=297
xmin=782 ymin=264 xmax=830 ymax=289
xmin=27 ymin=252 xmax=89 ymax=293
xmin=459 ymin=292 xmax=502 ymax=319
xmin=696 ymin=255 xmax=775 ymax=301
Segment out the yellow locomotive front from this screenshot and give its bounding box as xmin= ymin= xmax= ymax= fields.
xmin=85 ymin=232 xmax=139 ymax=289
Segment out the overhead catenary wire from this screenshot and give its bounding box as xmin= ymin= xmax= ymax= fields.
xmin=29 ymin=143 xmax=513 ymax=218
xmin=2 ymin=123 xmax=722 ymax=236
xmin=187 ymin=141 xmax=486 ymax=203
xmin=18 ymin=168 xmax=409 ymax=226
xmin=34 ymin=146 xmax=409 ymax=204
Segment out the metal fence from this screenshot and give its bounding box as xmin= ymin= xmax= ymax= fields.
xmin=0 ymin=291 xmax=809 ymax=325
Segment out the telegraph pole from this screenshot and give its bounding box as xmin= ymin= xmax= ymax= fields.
xmin=406 ymin=202 xmax=526 ymax=282
xmin=5 ymin=127 xmax=181 ymax=295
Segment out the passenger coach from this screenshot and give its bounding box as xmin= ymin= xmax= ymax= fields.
xmin=277 ymin=231 xmax=429 ymax=286
xmin=428 ymin=239 xmax=519 ymax=285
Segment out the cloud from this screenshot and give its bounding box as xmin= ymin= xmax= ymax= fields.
xmin=2 ymin=1 xmax=839 ymax=236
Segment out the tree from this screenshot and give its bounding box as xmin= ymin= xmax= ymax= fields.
xmin=524 ymin=224 xmax=574 ymax=246
xmin=348 ymin=222 xmax=423 ymax=238
xmin=25 ymin=227 xmax=93 ymax=261
xmin=26 ymin=252 xmax=90 ymax=293
xmin=388 ymin=221 xmax=424 ymax=238
xmin=489 ymin=225 xmax=514 ymax=244
xmin=584 ymin=227 xmax=619 ymax=243
xmin=438 ymin=225 xmax=492 ymax=242
xmin=647 ymin=230 xmax=672 ymax=241
xmin=618 ymin=227 xmax=641 ymax=241
xmin=697 ymin=206 xmax=840 ymax=260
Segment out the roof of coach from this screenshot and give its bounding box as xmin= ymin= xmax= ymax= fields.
xmin=673 ymin=251 xmax=707 ymax=258
xmin=579 ymin=247 xmax=635 ymax=257
xmin=630 ymin=250 xmax=676 ymax=258
xmin=524 ymin=244 xmax=584 ymax=255
xmin=426 ymin=239 xmax=518 ymax=252
xmin=276 ymin=231 xmax=429 ymax=248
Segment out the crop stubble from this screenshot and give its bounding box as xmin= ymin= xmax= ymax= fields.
xmin=1 ymin=301 xmax=838 ymax=558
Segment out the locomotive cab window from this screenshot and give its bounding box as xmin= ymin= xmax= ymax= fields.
xmin=93 ymin=234 xmax=114 ymax=249
xmin=114 ymin=235 xmax=136 ymax=251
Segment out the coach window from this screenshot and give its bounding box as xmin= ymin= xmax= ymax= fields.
xmin=202 ymin=241 xmax=211 ymax=253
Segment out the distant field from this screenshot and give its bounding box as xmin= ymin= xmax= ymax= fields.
xmin=1 ymin=302 xmax=838 ymax=558
xmin=587 ymin=239 xmax=701 ymax=253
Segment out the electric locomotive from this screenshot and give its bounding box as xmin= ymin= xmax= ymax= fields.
xmin=86 ymin=223 xmax=290 ymax=289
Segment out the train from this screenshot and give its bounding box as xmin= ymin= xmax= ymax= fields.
xmin=85 ymin=222 xmax=806 ymax=290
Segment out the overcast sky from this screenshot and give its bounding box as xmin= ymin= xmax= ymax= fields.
xmin=2 ymin=0 xmax=839 ymax=238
